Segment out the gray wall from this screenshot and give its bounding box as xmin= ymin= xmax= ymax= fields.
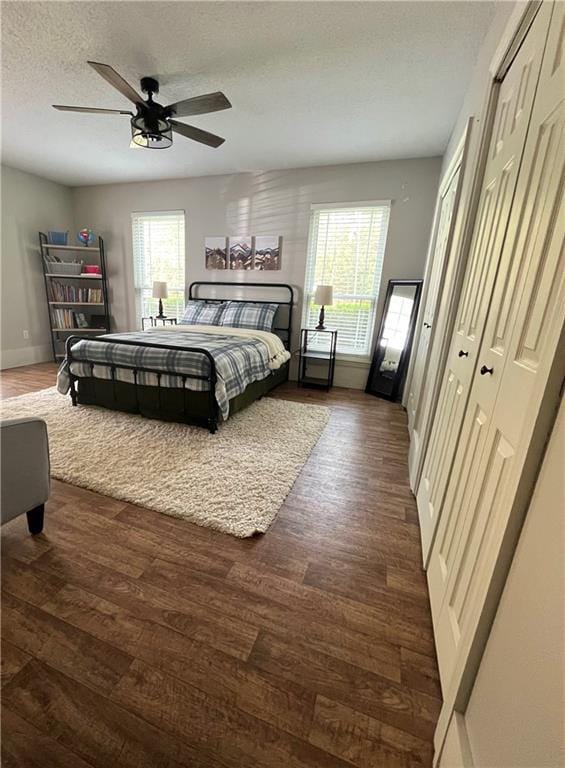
xmin=72 ymin=158 xmax=441 ymax=387
xmin=1 ymin=165 xmax=74 ymax=368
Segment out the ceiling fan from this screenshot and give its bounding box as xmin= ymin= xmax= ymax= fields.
xmin=53 ymin=61 xmax=231 ymax=149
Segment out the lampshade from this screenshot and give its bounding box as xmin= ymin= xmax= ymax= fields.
xmin=314 ymin=284 xmax=333 ymax=306
xmin=152 ymin=281 xmax=168 ymax=299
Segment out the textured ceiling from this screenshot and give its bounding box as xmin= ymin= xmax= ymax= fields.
xmin=1 ymin=1 xmax=495 ymax=186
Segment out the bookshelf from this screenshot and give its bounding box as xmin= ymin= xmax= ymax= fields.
xmin=39 ymin=233 xmax=111 ymax=361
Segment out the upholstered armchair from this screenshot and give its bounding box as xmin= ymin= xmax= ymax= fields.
xmin=1 ymin=417 xmax=50 ymax=534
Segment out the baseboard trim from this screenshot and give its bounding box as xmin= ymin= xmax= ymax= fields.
xmin=1 ymin=344 xmax=53 ymax=370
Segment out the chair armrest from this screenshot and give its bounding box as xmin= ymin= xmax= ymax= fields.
xmin=1 ymin=418 xmax=50 ymax=524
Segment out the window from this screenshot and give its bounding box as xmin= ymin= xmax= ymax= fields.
xmin=303 ymin=202 xmax=391 ymax=356
xmin=132 ymin=211 xmax=186 ymax=324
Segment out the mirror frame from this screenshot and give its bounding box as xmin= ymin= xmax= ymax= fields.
xmin=365 ymin=278 xmax=423 ymax=402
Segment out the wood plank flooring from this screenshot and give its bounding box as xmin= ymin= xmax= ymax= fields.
xmin=0 ymin=363 xmax=441 ymax=768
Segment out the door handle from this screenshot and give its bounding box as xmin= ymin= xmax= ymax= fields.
xmin=480 ymin=365 xmax=493 ymax=376
xmin=458 ymin=350 xmax=468 ymax=358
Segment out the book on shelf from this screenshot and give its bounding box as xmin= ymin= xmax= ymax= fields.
xmin=47 ymin=281 xmax=103 ymax=303
xmin=51 ymin=308 xmax=78 ymax=329
xmin=51 ymin=308 xmax=107 ymax=330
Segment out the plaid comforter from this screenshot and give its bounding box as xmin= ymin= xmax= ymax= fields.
xmin=57 ymin=329 xmax=273 ymax=419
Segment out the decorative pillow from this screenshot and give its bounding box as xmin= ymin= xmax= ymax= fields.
xmin=180 ymin=300 xmax=225 ymax=326
xmin=219 ymin=301 xmax=278 ymax=332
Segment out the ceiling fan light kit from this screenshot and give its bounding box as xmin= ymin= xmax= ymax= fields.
xmin=53 ymin=61 xmax=231 ymax=151
xmin=131 ymin=115 xmax=173 ymax=149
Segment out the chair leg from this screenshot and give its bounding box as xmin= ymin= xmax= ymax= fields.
xmin=26 ymin=504 xmax=44 ymax=535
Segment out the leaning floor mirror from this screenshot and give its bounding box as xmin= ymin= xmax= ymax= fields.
xmin=366 ymin=279 xmax=423 ymax=402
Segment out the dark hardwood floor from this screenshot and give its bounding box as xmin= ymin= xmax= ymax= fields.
xmin=0 ymin=363 xmax=441 ymax=768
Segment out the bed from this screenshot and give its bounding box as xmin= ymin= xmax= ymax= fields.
xmin=57 ymin=281 xmax=294 ymax=433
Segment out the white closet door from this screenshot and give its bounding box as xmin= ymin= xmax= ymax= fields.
xmin=407 ymin=143 xmax=466 ymax=491
xmin=429 ymin=0 xmax=564 ymax=690
xmin=415 ymin=4 xmax=550 ymax=565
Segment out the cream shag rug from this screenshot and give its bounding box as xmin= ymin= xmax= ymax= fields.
xmin=1 ymin=388 xmax=329 ymax=537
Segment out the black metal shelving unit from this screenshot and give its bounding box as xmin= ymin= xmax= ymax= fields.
xmin=39 ymin=233 xmax=111 ymax=362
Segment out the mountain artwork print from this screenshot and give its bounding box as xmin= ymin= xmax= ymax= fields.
xmin=229 ymin=237 xmax=253 ymax=270
xmin=205 ymin=236 xmax=282 ymax=270
xmin=205 ymin=237 xmax=228 ymax=270
xmin=254 ymin=235 xmax=281 ymax=270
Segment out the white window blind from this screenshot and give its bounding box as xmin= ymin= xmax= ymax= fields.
xmin=303 ymin=202 xmax=391 ymax=356
xmin=132 ymin=211 xmax=186 ymax=325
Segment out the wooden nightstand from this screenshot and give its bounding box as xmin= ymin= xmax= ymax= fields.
xmin=298 ymin=328 xmax=338 ymax=390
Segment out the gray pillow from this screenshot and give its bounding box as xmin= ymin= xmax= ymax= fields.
xmin=219 ymin=301 xmax=278 ymax=332
xmin=180 ymin=300 xmax=225 ymax=326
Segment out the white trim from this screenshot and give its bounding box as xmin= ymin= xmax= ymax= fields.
xmin=310 ymin=200 xmax=392 ymax=211
xmin=1 ymin=344 xmax=52 ymax=370
xmin=302 ymin=203 xmax=391 ymax=357
xmin=435 ymin=712 xmax=474 ymax=768
xmin=130 ymin=209 xmax=185 ymax=217
xmin=490 ymin=1 xmax=542 ymax=80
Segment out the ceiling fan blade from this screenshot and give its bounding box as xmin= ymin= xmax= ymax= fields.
xmin=169 ymin=119 xmax=225 ymax=148
xmin=53 ymin=105 xmax=132 ymax=115
xmin=87 ymin=61 xmax=143 ymax=105
xmin=166 ymin=91 xmax=231 ymax=118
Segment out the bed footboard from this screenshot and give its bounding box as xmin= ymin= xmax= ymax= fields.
xmin=65 ymin=335 xmax=220 ymax=433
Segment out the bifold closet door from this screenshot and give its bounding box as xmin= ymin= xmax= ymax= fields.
xmin=415 ymin=3 xmax=551 ymax=565
xmin=428 ymin=0 xmax=563 ymax=691
xmin=406 ymin=166 xmax=461 ymax=440
xmin=407 ymin=131 xmax=469 ymax=492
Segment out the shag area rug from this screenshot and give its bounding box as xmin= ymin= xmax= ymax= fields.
xmin=1 ymin=388 xmax=329 ymax=537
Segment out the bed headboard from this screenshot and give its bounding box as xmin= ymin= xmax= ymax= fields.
xmin=188 ymin=281 xmax=295 ymax=350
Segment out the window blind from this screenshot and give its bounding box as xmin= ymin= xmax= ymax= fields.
xmin=131 ymin=211 xmax=186 ymax=324
xmin=303 ymin=202 xmax=391 ymax=356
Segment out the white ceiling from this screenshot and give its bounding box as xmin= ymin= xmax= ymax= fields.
xmin=1 ymin=1 xmax=495 ymax=187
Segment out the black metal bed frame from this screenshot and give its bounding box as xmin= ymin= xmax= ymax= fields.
xmin=65 ymin=281 xmax=295 ymax=434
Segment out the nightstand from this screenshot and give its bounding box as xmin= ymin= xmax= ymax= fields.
xmin=142 ymin=316 xmax=178 ymax=330
xmin=298 ymin=328 xmax=338 ymax=390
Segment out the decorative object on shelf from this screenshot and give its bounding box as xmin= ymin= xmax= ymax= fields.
xmin=39 ymin=232 xmax=111 ymax=361
xmin=366 ymin=278 xmax=422 ymax=402
xmin=152 ymin=281 xmax=168 ymax=318
xmin=205 ymin=237 xmax=228 ymax=270
xmin=45 ymin=261 xmax=82 ymax=275
xmin=53 ymin=61 xmax=231 ymax=151
xmin=74 ymin=313 xmax=90 ymax=329
xmin=313 ymin=284 xmax=333 ymax=330
xmin=77 ymin=228 xmax=95 ymax=247
xmin=298 ymin=327 xmax=338 ymax=390
xmin=230 ymin=237 xmax=253 ymax=270
xmin=48 ymin=231 xmax=69 ymax=245
xmin=205 ymin=235 xmax=282 ymax=271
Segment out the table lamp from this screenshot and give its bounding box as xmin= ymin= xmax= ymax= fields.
xmin=152 ymin=281 xmax=168 ymax=318
xmin=314 ymin=285 xmax=333 ymax=330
